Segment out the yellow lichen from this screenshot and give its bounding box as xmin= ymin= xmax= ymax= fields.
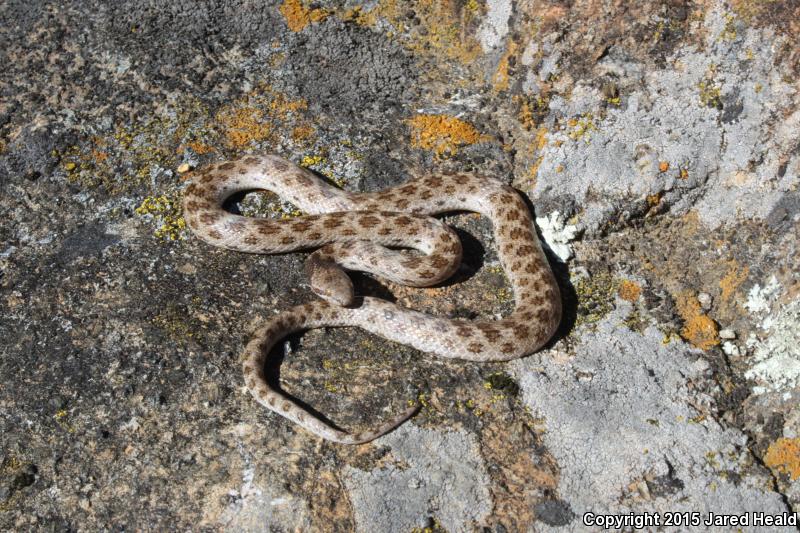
xmin=135 ymin=195 xmax=186 ymax=240
xmin=408 ymin=114 xmax=484 ymax=157
xmin=54 ymin=409 xmax=75 ymax=433
xmin=516 ymin=94 xmax=550 ymax=131
xmin=152 ymin=304 xmax=194 ymax=341
xmin=567 ymin=113 xmax=596 ymax=142
xmin=279 ymin=0 xmax=329 ymax=32
xmin=301 ymin=154 xmax=325 ymax=167
xmin=65 ymin=97 xmax=214 ymax=194
xmin=764 ymin=438 xmax=800 ymax=480
xmin=675 ymin=291 xmax=719 ymax=350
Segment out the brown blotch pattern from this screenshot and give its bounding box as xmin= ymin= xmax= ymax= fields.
xmin=323 ymin=218 xmax=344 ymax=229
xmin=185 ymin=155 xmax=562 ymax=443
xmin=467 ymin=342 xmax=483 ymax=353
xmin=358 ymin=215 xmax=381 ymax=228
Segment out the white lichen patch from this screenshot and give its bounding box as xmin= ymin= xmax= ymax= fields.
xmin=477 ymin=0 xmax=511 ymax=52
xmin=744 ymin=275 xmax=782 ymax=315
xmin=745 ymin=298 xmax=800 ymax=394
xmin=536 ymin=211 xmax=578 ymax=262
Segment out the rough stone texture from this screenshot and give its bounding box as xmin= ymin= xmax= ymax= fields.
xmin=516 ymin=303 xmax=789 ymax=531
xmin=343 ymin=424 xmax=492 ymax=532
xmin=1 ymin=0 xmax=799 ymax=531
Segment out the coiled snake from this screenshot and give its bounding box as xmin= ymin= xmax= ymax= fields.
xmin=183 ymin=154 xmax=561 ymax=444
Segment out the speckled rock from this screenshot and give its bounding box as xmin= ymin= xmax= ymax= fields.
xmin=1 ymin=0 xmax=798 ymax=530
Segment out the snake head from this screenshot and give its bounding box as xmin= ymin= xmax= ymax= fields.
xmin=305 ymin=253 xmax=355 ymax=307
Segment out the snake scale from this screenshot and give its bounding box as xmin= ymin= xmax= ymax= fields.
xmin=183 ymin=154 xmax=561 ymax=444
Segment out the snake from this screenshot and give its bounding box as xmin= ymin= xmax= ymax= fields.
xmin=182 ymin=154 xmax=562 ymax=444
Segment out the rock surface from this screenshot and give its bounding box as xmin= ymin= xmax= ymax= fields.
xmin=1 ymin=0 xmax=798 ymax=530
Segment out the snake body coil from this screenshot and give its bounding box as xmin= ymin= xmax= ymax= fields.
xmin=183 ymin=154 xmax=561 ymax=444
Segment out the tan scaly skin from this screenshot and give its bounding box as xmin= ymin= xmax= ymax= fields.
xmin=183 ymin=154 xmax=562 ymax=444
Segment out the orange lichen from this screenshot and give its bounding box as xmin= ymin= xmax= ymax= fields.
xmin=291 ymin=124 xmax=315 ymax=142
xmin=764 ymin=438 xmax=800 ymax=480
xmin=408 ymin=114 xmax=485 ymax=157
xmin=270 ymin=95 xmax=307 ymax=116
xmin=618 ymin=280 xmax=642 ymax=302
xmin=343 ymin=0 xmax=482 ymax=65
xmin=186 ymin=141 xmax=216 ymax=155
xmin=279 ymin=0 xmax=328 ymax=32
xmin=217 ymin=106 xmax=271 ymax=149
xmin=659 ymin=161 xmax=670 ymax=172
xmin=719 ymin=261 xmax=749 ymax=303
xmin=525 ymin=156 xmax=543 ymax=186
xmin=493 ymin=41 xmax=519 ymax=91
xmin=675 ymin=291 xmax=719 ymax=350
xmin=646 ymin=192 xmax=662 ymax=207
xmin=534 ymin=127 xmax=549 ymax=151
xmin=214 ymin=86 xmax=310 ymax=149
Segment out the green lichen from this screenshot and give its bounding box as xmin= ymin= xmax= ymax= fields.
xmin=238 ymin=190 xmax=304 ymax=219
xmin=411 ymin=518 xmax=448 ymax=533
xmin=484 ymin=265 xmax=514 ymax=304
xmin=63 ymin=97 xmax=214 ymax=194
xmin=659 ymin=329 xmax=681 ymax=345
xmin=0 ymin=456 xmax=37 ymax=512
xmin=301 ymin=154 xmax=325 ymax=167
xmin=135 ymin=195 xmax=186 ymax=240
xmin=705 ymin=450 xmax=721 ymax=470
xmin=567 ymin=113 xmax=597 ymax=142
xmin=719 ymin=13 xmax=738 ymax=41
xmin=517 ymin=93 xmax=551 ymax=130
xmin=622 ymin=308 xmax=648 ymax=333
xmin=410 ymin=392 xmax=430 ymax=410
xmin=698 ymin=79 xmax=723 ymax=109
xmin=53 ymin=409 xmax=76 ymax=433
xmin=483 ymin=372 xmax=520 ymax=397
xmin=602 ymin=82 xmax=621 ymax=106
xmin=151 ymin=302 xmax=194 ymax=341
xmin=651 ymin=21 xmax=665 ymax=43
xmin=574 ymin=271 xmax=618 ymax=327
